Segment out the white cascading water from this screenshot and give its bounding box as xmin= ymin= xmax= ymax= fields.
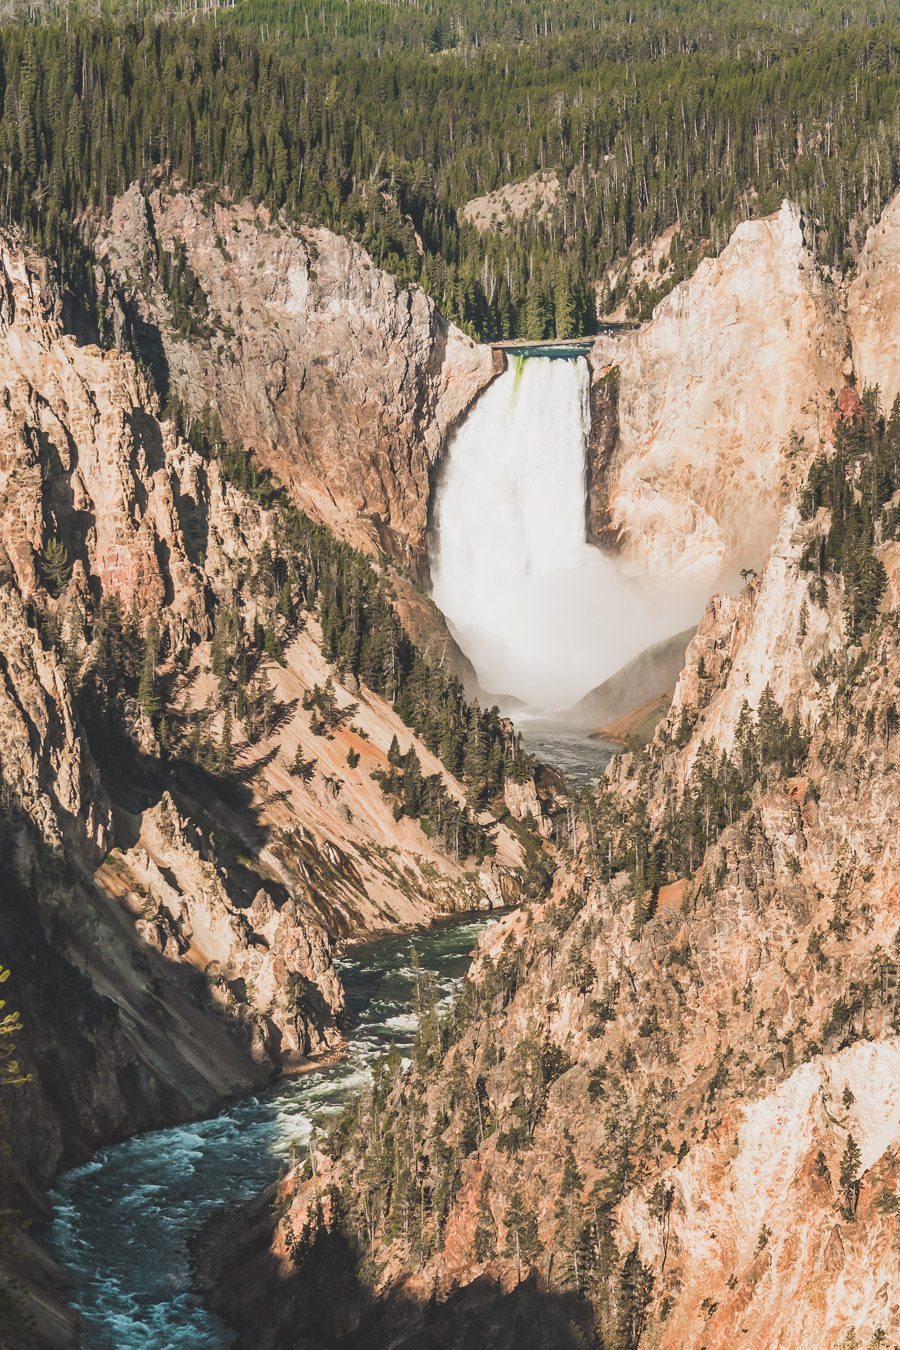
xmin=430 ymin=355 xmax=696 ymax=711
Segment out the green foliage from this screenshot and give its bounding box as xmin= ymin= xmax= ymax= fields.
xmin=0 ymin=967 xmax=29 ymax=1091
xmin=157 ymin=242 xmax=213 ymax=340
xmin=137 ymin=618 xmax=161 ymax=718
xmin=39 ymin=536 xmax=71 ymax=597
xmin=0 ymin=963 xmax=32 ymax=1346
xmin=800 ymin=391 xmax=899 ymax=640
xmin=615 ymin=1245 xmax=654 ymax=1349
xmin=473 ymin=1169 xmax=496 ymax=1261
xmin=289 ymin=746 xmax=316 ymax=782
xmin=178 ymin=406 xmax=528 ymax=819
xmin=1 ymin=5 xmax=897 ymax=341
xmin=74 ymin=597 xmax=164 ymax=760
xmin=303 ymin=678 xmax=358 ymax=739
xmin=502 ymin=1186 xmax=541 ymax=1271
xmin=372 ymin=742 xmax=490 ymax=860
xmin=839 ymin=1134 xmax=863 ymax=1219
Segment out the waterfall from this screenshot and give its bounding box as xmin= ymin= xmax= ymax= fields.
xmin=430 ymin=355 xmax=696 ymax=712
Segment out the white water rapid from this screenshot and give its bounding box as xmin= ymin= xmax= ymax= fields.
xmin=430 ymin=355 xmax=698 ymax=711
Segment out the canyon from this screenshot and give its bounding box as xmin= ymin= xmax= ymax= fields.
xmin=0 ymin=214 xmax=527 ymax=1345
xmin=200 ymin=375 xmax=900 ymax=1349
xmin=0 ymin=183 xmax=897 ymax=1350
xmin=195 ymin=199 xmax=897 ymax=1347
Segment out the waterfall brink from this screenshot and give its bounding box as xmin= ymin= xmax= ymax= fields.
xmin=430 ymin=355 xmax=697 ymax=712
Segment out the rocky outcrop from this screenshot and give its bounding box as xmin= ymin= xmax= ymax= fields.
xmin=0 ymin=230 xmax=336 ymax=1173
xmin=460 ymin=172 xmax=564 ymax=234
xmin=0 ymin=219 xmax=525 ymax=1208
xmin=848 ymin=190 xmax=900 ymax=409
xmin=96 ymin=186 xmax=500 ymax=568
xmin=589 ymin=201 xmax=849 ymax=586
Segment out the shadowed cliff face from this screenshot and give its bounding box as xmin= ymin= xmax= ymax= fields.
xmin=194 ymin=1180 xmax=596 ymax=1350
xmin=95 ymin=186 xmax=501 ymax=571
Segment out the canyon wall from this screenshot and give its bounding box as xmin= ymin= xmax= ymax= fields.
xmin=848 ymin=190 xmax=900 ymax=410
xmin=96 ymin=186 xmax=500 ymax=568
xmin=203 ymin=379 xmax=899 ymax=1349
xmin=588 ymin=201 xmax=849 ymax=586
xmin=0 ymin=221 xmax=528 ymax=1348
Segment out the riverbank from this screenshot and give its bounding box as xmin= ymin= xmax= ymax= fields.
xmin=46 ymin=913 xmax=500 ymax=1349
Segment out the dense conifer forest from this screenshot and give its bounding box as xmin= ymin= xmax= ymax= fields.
xmin=0 ymin=0 xmax=897 ymax=338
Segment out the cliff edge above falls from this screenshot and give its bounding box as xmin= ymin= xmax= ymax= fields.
xmin=95 ymin=186 xmax=501 ymax=568
xmin=588 ymin=191 xmax=900 ymax=592
xmin=588 ymin=200 xmax=851 ymax=587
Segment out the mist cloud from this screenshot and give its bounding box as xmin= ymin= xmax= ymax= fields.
xmin=430 ymin=356 xmax=704 ymax=712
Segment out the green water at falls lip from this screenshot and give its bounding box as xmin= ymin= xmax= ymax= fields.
xmin=47 ymin=912 xmax=499 ymax=1350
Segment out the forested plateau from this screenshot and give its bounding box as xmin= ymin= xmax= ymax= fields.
xmin=0 ymin=0 xmax=897 ymax=341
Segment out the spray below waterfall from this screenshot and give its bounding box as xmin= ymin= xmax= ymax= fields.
xmin=430 ymin=355 xmax=698 ymax=712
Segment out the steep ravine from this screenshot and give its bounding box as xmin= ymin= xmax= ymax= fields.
xmin=1 ymin=186 xmax=897 ymax=1349
xmin=195 ymin=201 xmax=900 ymax=1350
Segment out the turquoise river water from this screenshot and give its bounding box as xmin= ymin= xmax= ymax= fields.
xmin=47 ymin=913 xmax=499 ymax=1349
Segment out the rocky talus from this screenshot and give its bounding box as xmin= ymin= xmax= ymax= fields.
xmin=96 ymin=185 xmax=500 ymax=568
xmin=200 ymin=386 xmax=899 ymax=1349
xmin=0 ymin=226 xmax=528 ymax=1344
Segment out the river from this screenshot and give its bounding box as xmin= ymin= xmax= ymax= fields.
xmin=47 ymin=912 xmax=500 ymax=1349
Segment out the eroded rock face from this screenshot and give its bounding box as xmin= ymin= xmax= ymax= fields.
xmin=96 ymin=186 xmax=500 ymax=567
xmin=0 ymin=229 xmax=341 ymax=1177
xmin=848 ymin=190 xmax=900 ymax=409
xmin=0 ymin=220 xmax=523 ymax=1209
xmin=583 ymin=187 xmax=898 ymax=606
xmin=589 ymin=201 xmax=848 ymax=586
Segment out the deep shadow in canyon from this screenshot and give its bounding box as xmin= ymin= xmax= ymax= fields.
xmin=194 ymin=1188 xmax=597 ymax=1350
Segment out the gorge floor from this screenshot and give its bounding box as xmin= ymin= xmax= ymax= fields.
xmin=46 ymin=913 xmax=501 ymax=1350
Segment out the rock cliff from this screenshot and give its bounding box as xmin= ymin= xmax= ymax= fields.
xmin=588 ymin=202 xmax=849 ymax=588
xmin=848 ymin=190 xmax=900 ymax=410
xmin=96 ymin=186 xmax=500 ymax=568
xmin=0 ymin=218 xmax=532 ymax=1342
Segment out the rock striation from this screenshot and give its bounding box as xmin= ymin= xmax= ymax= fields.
xmin=0 ymin=216 xmax=525 ymax=1340
xmin=96 ymin=186 xmax=500 ymax=568
xmin=588 ymin=201 xmax=849 ymax=587
xmin=848 ymin=190 xmax=900 ymax=410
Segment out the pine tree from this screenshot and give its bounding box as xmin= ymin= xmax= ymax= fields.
xmin=473 ymin=1170 xmax=497 ymax=1261
xmin=839 ymin=1134 xmax=862 ymax=1219
xmin=218 ymin=704 xmax=235 ymax=774
xmin=554 ymin=262 xmax=575 ymax=339
xmin=40 ymin=537 xmax=71 ymax=597
xmin=616 ymin=1245 xmax=654 ymax=1350
xmin=138 ymin=618 xmax=161 ymax=719
xmin=503 ymin=1187 xmax=541 ymax=1279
